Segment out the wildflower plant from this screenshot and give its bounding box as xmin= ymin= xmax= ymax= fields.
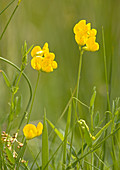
xmin=23 ymin=122 xmax=43 ymax=140
xmin=1 ymin=1 xmax=120 ymax=169
xmin=31 ymin=43 xmax=58 ymax=72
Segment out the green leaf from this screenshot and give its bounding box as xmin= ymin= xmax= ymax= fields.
xmin=78 ymin=119 xmax=93 ymax=147
xmin=95 ymin=120 xmax=112 ymax=139
xmin=14 ymin=95 xmax=22 ymax=116
xmin=42 ymin=112 xmax=49 ymax=170
xmin=46 ymin=119 xmax=64 ymax=141
xmin=94 ymin=111 xmax=100 ymax=127
xmin=6 ymin=147 xmax=15 ymax=164
xmin=90 ymin=86 xmax=96 ymax=108
xmin=1 ymin=70 xmax=11 ymax=88
xmin=63 ymin=103 xmax=71 ymax=169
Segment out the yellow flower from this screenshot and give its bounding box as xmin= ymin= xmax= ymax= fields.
xmin=73 ymin=20 xmax=99 ymax=51
xmin=23 ymin=122 xmax=43 ymax=140
xmin=31 ymin=43 xmax=49 ymax=58
xmin=42 ymin=53 xmax=58 ymax=72
xmin=31 ymin=46 xmax=42 ymax=57
xmin=42 ymin=42 xmax=49 ymax=55
xmin=83 ymin=37 xmax=99 ymax=52
xmin=88 ymin=29 xmax=97 ymax=37
xmin=73 ymin=20 xmax=91 ymax=35
xmin=73 ymin=20 xmax=91 ymax=46
xmin=31 ymin=43 xmax=58 ymax=72
xmin=31 ymin=56 xmax=43 ymax=70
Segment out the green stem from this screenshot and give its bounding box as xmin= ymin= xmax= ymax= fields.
xmin=15 ymin=70 xmax=23 ymax=89
xmin=6 ymin=93 xmax=14 ymax=132
xmin=66 ymin=125 xmax=120 ymax=169
xmin=101 ymin=27 xmax=111 ymax=170
xmin=0 ymin=0 xmax=22 ymax=40
xmin=0 ymin=0 xmax=15 ymax=15
xmin=7 ymin=69 xmax=24 ymax=132
xmin=76 ymin=48 xmax=84 ymax=105
xmin=27 ymin=71 xmax=40 ymax=124
xmin=102 ymin=27 xmax=111 ymax=111
xmin=75 ymin=48 xmax=84 ymax=167
xmin=0 ymin=57 xmax=32 ymax=130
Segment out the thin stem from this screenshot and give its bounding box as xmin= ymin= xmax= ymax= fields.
xmin=0 ymin=57 xmax=32 ymax=130
xmin=0 ymin=0 xmax=15 ymax=15
xmin=102 ymin=27 xmax=111 ymax=111
xmin=75 ymin=48 xmax=84 ymax=167
xmin=101 ymin=27 xmax=111 ymax=170
xmin=7 ymin=69 xmax=24 ymax=132
xmin=72 ymin=97 xmax=90 ymax=109
xmin=6 ymin=93 xmax=14 ymax=132
xmin=0 ymin=0 xmax=22 ymax=40
xmin=76 ymin=48 xmax=84 ymax=105
xmin=27 ymin=71 xmax=40 ymax=124
xmin=66 ymin=125 xmax=120 ymax=169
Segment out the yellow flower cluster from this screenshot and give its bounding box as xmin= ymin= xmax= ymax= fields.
xmin=23 ymin=122 xmax=43 ymax=140
xmin=73 ymin=20 xmax=99 ymax=52
xmin=31 ymin=43 xmax=58 ymax=72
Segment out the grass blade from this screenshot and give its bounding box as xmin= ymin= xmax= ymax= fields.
xmin=6 ymin=147 xmax=15 ymax=165
xmin=0 ymin=0 xmax=15 ymax=15
xmin=62 ymin=103 xmax=71 ymax=169
xmin=0 ymin=70 xmax=11 ymax=88
xmin=42 ymin=112 xmax=49 ymax=170
xmin=47 ymin=119 xmax=64 ymax=141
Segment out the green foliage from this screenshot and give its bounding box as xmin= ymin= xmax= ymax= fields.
xmin=42 ymin=113 xmax=49 ymax=170
xmin=1 ymin=0 xmax=120 ymax=169
xmin=5 ymin=147 xmax=15 ymax=164
xmin=1 ymin=70 xmax=11 ymax=88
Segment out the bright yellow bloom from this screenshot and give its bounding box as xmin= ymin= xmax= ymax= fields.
xmin=31 ymin=43 xmax=49 ymax=58
xmin=31 ymin=43 xmax=58 ymax=72
xmin=42 ymin=53 xmax=58 ymax=72
xmin=31 ymin=56 xmax=43 ymax=70
xmin=31 ymin=46 xmax=42 ymax=57
xmin=83 ymin=37 xmax=99 ymax=52
xmin=73 ymin=20 xmax=91 ymax=46
xmin=23 ymin=122 xmax=43 ymax=140
xmin=42 ymin=42 xmax=49 ymax=55
xmin=73 ymin=20 xmax=99 ymax=51
xmin=89 ymin=29 xmax=97 ymax=37
xmin=73 ymin=20 xmax=91 ymax=35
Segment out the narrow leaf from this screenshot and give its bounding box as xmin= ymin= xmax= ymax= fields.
xmin=14 ymin=95 xmax=22 ymax=116
xmin=95 ymin=120 xmax=112 ymax=139
xmin=1 ymin=70 xmax=11 ymax=88
xmin=63 ymin=103 xmax=71 ymax=169
xmin=94 ymin=111 xmax=100 ymax=127
xmin=6 ymin=147 xmax=15 ymax=164
xmin=90 ymin=87 xmax=96 ymax=108
xmin=42 ymin=112 xmax=49 ymax=170
xmin=46 ymin=119 xmax=64 ymax=141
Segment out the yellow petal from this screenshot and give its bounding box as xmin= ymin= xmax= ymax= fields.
xmin=23 ymin=124 xmax=37 ymax=139
xmin=31 ymin=57 xmax=43 ymax=70
xmin=83 ymin=37 xmax=99 ymax=52
xmin=42 ymin=59 xmax=53 ymax=72
xmin=37 ymin=122 xmax=43 ymax=136
xmin=73 ymin=20 xmax=86 ymax=34
xmin=89 ymin=29 xmax=97 ymax=37
xmin=44 ymin=52 xmax=55 ymax=60
xmin=75 ymin=33 xmax=88 ymax=46
xmin=52 ymin=61 xmax=58 ymax=69
xmin=42 ymin=42 xmax=49 ymax=54
xmin=31 ymin=46 xmax=41 ymax=57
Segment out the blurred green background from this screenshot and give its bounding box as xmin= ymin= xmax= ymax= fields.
xmin=1 ymin=0 xmax=120 ymax=126
xmin=0 ymin=0 xmax=120 ymax=163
